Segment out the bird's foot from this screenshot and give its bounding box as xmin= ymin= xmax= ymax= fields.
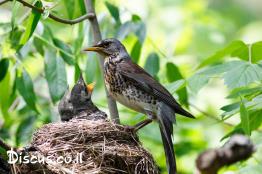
xmin=123 ymin=119 xmax=153 ymax=133
xmin=123 ymin=125 xmax=137 ymax=133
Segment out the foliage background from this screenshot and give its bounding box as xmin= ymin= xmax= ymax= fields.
xmin=0 ymin=0 xmax=262 ymax=173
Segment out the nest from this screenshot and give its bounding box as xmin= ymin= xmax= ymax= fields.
xmin=16 ymin=119 xmax=159 ymax=174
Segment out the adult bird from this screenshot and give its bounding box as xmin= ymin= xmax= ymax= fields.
xmin=84 ymin=38 xmax=194 ymax=174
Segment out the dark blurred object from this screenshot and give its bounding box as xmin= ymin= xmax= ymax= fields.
xmin=0 ymin=138 xmax=11 ymax=174
xmin=196 ymin=134 xmax=255 ymax=174
xmin=58 ymin=74 xmax=107 ymax=121
xmin=0 ymin=155 xmax=10 ymax=174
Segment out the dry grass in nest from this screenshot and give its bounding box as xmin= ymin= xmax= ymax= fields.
xmin=15 ymin=119 xmax=159 ymax=174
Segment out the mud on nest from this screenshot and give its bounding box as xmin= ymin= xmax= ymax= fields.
xmin=16 ymin=119 xmax=159 ymax=174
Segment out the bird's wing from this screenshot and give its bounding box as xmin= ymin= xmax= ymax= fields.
xmin=117 ymin=58 xmax=194 ymax=118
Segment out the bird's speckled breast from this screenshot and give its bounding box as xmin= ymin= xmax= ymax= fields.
xmin=104 ymin=56 xmax=158 ymax=114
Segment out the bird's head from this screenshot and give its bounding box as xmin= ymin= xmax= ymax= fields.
xmin=84 ymin=38 xmax=128 ymax=57
xmin=70 ymin=74 xmax=95 ymax=109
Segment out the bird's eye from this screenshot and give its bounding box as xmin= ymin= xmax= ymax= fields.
xmin=103 ymin=42 xmax=110 ymax=47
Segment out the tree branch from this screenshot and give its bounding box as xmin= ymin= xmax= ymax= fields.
xmin=84 ymin=0 xmax=120 ymax=124
xmin=0 ymin=0 xmax=9 ymax=5
xmin=0 ymin=0 xmax=95 ymax=25
xmin=196 ymin=134 xmax=255 ymax=174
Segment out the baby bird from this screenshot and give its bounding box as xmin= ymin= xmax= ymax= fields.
xmin=58 ymin=74 xmax=107 ymax=121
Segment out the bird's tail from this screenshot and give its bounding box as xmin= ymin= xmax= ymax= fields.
xmin=158 ymin=102 xmax=177 ymax=174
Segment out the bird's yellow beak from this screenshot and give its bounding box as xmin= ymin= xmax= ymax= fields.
xmin=83 ymin=46 xmax=103 ymax=52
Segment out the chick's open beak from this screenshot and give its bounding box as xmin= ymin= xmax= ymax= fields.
xmin=86 ymin=82 xmax=96 ymax=93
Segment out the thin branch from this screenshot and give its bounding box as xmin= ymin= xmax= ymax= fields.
xmin=1 ymin=0 xmax=95 ymax=25
xmin=84 ymin=0 xmax=120 ymax=123
xmin=0 ymin=0 xmax=9 ymax=5
xmin=190 ymin=102 xmax=234 ymax=127
xmin=48 ymin=13 xmax=95 ymax=25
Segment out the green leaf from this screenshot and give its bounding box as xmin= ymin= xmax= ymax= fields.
xmin=33 ymin=36 xmax=44 ymax=55
xmin=132 ymin=14 xmax=141 ymax=22
xmin=230 ymin=42 xmax=248 ymax=61
xmin=105 ymin=1 xmax=120 ymax=24
xmin=116 ymin=22 xmax=132 ymax=40
xmin=198 ymin=41 xmax=246 ymax=68
xmin=166 ymin=62 xmax=183 ymax=81
xmin=16 ymin=69 xmax=38 ymax=112
xmin=221 ymin=126 xmax=244 ymax=141
xmin=222 ymin=110 xmax=262 ymax=141
xmin=63 ymin=0 xmax=75 ymax=19
xmin=188 ymin=62 xmax=233 ymax=93
xmin=11 ymin=1 xmax=20 ymax=30
xmin=0 ymin=71 xmax=11 ymax=117
xmin=227 ymin=86 xmax=262 ymax=98
xmin=0 ymin=58 xmax=9 ymax=82
xmin=73 ymin=22 xmax=85 ymax=54
xmin=221 ymin=102 xmax=240 ymax=112
xmin=15 ymin=115 xmax=36 ymax=146
xmin=44 ymin=49 xmax=67 ymax=103
xmin=78 ymin=0 xmax=86 ymax=15
xmin=246 ymin=94 xmax=262 ymax=110
xmin=74 ymin=63 xmax=81 ymax=83
xmin=166 ymin=62 xmax=188 ymax=106
xmin=116 ymin=21 xmax=146 ymax=43
xmin=165 ymin=79 xmax=186 ymax=95
xmin=223 ymin=62 xmax=262 ymax=89
xmin=221 ymin=102 xmax=241 ymax=118
xmin=134 ymin=22 xmax=146 ymax=43
xmin=249 ymin=110 xmax=262 ymax=131
xmin=10 ymin=27 xmax=23 ymax=49
xmin=187 ymin=74 xmax=209 ymax=94
xmin=34 ymin=34 xmax=75 ymax=60
xmin=19 ymin=1 xmax=42 ymax=47
xmin=53 ymin=38 xmax=75 ymax=65
xmin=240 ymin=101 xmax=250 ymax=135
xmin=251 ymin=41 xmax=262 ymax=63
xmin=144 ymin=52 xmax=160 ymax=77
xmin=131 ymin=40 xmax=142 ymax=63
xmin=188 ymin=61 xmax=248 ymax=94
xmin=85 ymin=54 xmax=99 ymax=84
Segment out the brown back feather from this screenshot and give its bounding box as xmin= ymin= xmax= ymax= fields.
xmin=117 ymin=59 xmax=194 ymax=118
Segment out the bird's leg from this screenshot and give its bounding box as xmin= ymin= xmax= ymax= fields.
xmin=124 ymin=119 xmax=153 ymax=133
xmin=132 ymin=110 xmax=154 ymax=132
xmin=133 ymin=118 xmax=153 ymax=132
xmin=124 ymin=110 xmax=154 ymax=133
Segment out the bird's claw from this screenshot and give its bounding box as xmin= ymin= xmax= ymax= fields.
xmin=124 ymin=125 xmax=137 ymax=133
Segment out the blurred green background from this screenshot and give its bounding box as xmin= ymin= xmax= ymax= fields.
xmin=0 ymin=0 xmax=262 ymax=173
